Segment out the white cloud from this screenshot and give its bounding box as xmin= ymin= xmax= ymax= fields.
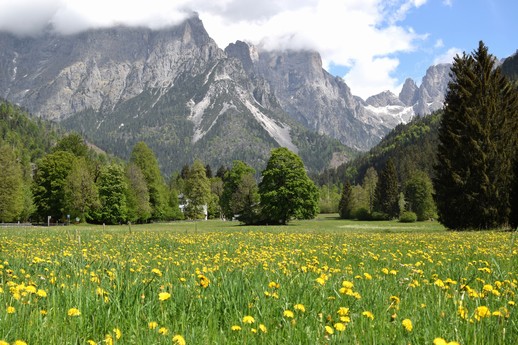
xmin=434 ymin=47 xmax=462 ymax=64
xmin=0 ymin=0 xmax=431 ymax=98
xmin=434 ymin=39 xmax=444 ymax=48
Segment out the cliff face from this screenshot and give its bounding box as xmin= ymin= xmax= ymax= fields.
xmin=0 ymin=16 xmax=454 ymax=173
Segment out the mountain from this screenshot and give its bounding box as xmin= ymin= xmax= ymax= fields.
xmin=0 ymin=14 xmax=451 ymax=175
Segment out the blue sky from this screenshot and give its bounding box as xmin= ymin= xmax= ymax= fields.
xmin=0 ymin=0 xmax=516 ymax=98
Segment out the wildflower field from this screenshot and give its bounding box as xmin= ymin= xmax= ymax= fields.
xmin=0 ymin=219 xmax=516 ymax=344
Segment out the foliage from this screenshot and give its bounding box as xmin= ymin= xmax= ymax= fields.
xmin=362 ymin=167 xmax=378 ymax=213
xmin=0 ymin=144 xmax=24 ymax=222
xmin=434 ymin=42 xmax=518 ymax=230
xmin=404 ymin=171 xmax=436 ymax=221
xmin=184 ymin=159 xmax=211 ymax=220
xmin=319 ymin=184 xmax=341 ymax=214
xmin=32 ymin=151 xmax=76 ymax=222
xmin=399 ymin=211 xmax=417 ymax=223
xmin=130 ymin=142 xmax=168 ymax=220
xmin=259 ymin=148 xmax=319 ymax=224
xmin=93 ymin=164 xmax=128 ymax=224
xmin=64 ymin=157 xmax=100 ymax=222
xmin=373 ymin=159 xmax=399 ymax=219
xmin=338 ymin=181 xmax=353 ymax=219
xmin=125 ymin=163 xmax=152 ymax=223
xmin=232 ymin=174 xmax=260 ymax=225
xmin=221 ymin=161 xmax=256 ymax=220
xmin=52 ymin=133 xmax=89 ymax=157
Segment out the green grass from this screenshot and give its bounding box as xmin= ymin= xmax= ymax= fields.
xmin=0 ymin=217 xmax=516 ymax=344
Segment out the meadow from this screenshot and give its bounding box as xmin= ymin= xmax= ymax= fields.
xmin=0 ymin=216 xmax=516 ymax=344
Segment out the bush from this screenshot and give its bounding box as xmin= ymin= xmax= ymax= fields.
xmin=399 ymin=211 xmax=417 ymax=223
xmin=371 ymin=212 xmax=389 ymax=221
xmin=354 ymin=208 xmax=371 ymax=221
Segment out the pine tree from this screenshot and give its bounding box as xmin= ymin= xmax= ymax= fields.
xmin=338 ymin=181 xmax=353 ymax=219
xmin=373 ymin=159 xmax=399 ymax=219
xmin=434 ymin=42 xmax=518 ymax=229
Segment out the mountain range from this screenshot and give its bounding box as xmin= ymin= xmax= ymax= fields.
xmin=0 ymin=14 xmax=456 ymax=175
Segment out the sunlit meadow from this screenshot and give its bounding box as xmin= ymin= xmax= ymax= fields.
xmin=0 ymin=218 xmax=516 ymax=344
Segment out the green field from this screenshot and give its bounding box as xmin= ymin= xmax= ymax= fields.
xmin=0 ymin=217 xmax=516 ymax=344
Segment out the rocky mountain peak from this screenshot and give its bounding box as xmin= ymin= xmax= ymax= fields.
xmin=413 ymin=63 xmax=451 ymax=116
xmin=399 ymin=78 xmax=419 ymax=106
xmin=365 ymin=90 xmax=404 ymax=107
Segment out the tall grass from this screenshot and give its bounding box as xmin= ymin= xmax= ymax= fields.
xmin=0 ymin=219 xmax=515 ymax=344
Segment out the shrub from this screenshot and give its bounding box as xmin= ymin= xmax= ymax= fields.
xmin=399 ymin=211 xmax=417 ymax=223
xmin=371 ymin=212 xmax=389 ymax=221
xmin=354 ymin=208 xmax=371 ymax=221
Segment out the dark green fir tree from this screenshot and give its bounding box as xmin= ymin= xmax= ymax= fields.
xmin=434 ymin=41 xmax=518 ymax=230
xmin=338 ymin=181 xmax=353 ymax=219
xmin=373 ymin=159 xmax=399 ymax=219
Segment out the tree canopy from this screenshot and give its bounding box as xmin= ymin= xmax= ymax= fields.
xmin=259 ymin=148 xmax=319 ymax=224
xmin=434 ymin=42 xmax=518 ymax=229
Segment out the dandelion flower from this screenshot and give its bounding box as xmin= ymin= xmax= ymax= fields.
xmin=198 ymin=274 xmax=210 ymax=288
xmin=172 ymin=334 xmax=186 ymax=345
xmin=315 ymin=277 xmax=326 ymax=285
xmin=87 ymin=340 xmax=96 ymax=345
xmin=433 ymin=338 xmax=448 ymax=345
xmin=36 ymin=289 xmax=47 ymax=298
xmin=7 ymin=306 xmax=15 ymax=314
xmin=268 ymin=281 xmax=280 ymax=289
xmin=113 ymin=328 xmax=122 ymax=340
xmin=242 ymin=315 xmax=255 ymax=324
xmin=259 ymin=324 xmax=267 ymax=333
xmin=13 ymin=341 xmax=27 ymax=345
xmin=231 ymin=325 xmax=242 ymax=331
xmin=363 ymin=273 xmax=372 ymax=280
xmin=283 ymin=310 xmax=294 ymax=318
xmin=0 ymin=341 xmax=9 ymax=345
xmin=158 ymin=327 xmax=168 ymax=335
xmin=294 ymin=304 xmax=305 ymax=312
xmin=337 ymin=307 xmax=349 ymax=316
xmin=402 ymin=319 xmax=413 ymax=332
xmin=158 ymin=292 xmax=171 ymax=301
xmin=474 ymin=306 xmax=490 ymax=320
xmin=334 ymin=322 xmax=346 ymax=331
xmin=148 ymin=321 xmax=158 ymax=330
xmin=67 ymin=308 xmax=81 ymax=317
xmin=362 ymin=311 xmax=374 ymax=320
xmin=151 ymin=268 xmax=162 ymax=277
xmin=325 ymin=325 xmax=334 ymax=335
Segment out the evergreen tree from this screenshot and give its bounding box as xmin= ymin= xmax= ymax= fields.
xmin=510 ymin=156 xmax=518 ymax=229
xmin=259 ymin=148 xmax=319 ymax=224
xmin=434 ymin=42 xmax=518 ymax=229
xmin=338 ymin=181 xmax=353 ymax=219
xmin=373 ymin=158 xmax=399 ymax=218
xmin=0 ymin=144 xmax=24 ymax=222
xmin=363 ymin=167 xmax=378 ymax=213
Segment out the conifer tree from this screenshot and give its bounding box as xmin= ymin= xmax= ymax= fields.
xmin=338 ymin=181 xmax=353 ymax=219
xmin=434 ymin=42 xmax=518 ymax=229
xmin=373 ymin=159 xmax=399 ymax=218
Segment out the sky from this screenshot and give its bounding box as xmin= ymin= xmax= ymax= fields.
xmin=0 ymin=0 xmax=516 ymax=99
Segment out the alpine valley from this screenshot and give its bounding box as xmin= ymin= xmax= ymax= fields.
xmin=0 ymin=14 xmax=453 ymax=175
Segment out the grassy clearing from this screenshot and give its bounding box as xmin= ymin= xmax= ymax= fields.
xmin=0 ymin=218 xmax=516 ymax=344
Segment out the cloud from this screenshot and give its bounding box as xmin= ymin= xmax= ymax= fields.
xmin=433 ymin=47 xmax=462 ymax=64
xmin=0 ymin=0 xmax=431 ymax=98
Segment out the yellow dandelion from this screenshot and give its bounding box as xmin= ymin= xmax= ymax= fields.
xmin=158 ymin=327 xmax=168 ymax=335
xmin=172 ymin=334 xmax=186 ymax=345
xmin=67 ymin=308 xmax=81 ymax=317
xmin=315 ymin=277 xmax=326 ymax=285
xmin=364 ymin=272 xmax=372 ymax=280
xmin=36 ymin=289 xmax=47 ymax=298
xmin=325 ymin=325 xmax=334 ymax=335
xmin=474 ymin=306 xmax=490 ymax=320
xmin=283 ymin=310 xmax=294 ymax=318
xmin=104 ymin=334 xmax=113 ymax=345
xmin=334 ymin=322 xmax=346 ymax=331
xmin=402 ymin=319 xmax=413 ymax=332
xmin=337 ymin=307 xmax=349 ymax=316
xmin=294 ymin=304 xmax=305 ymax=312
xmin=342 ymin=281 xmax=354 ymax=289
xmin=148 ymin=321 xmax=159 ymax=330
xmin=242 ymin=315 xmax=255 ymax=324
xmin=25 ymin=285 xmax=37 ymax=294
xmin=13 ymin=341 xmax=28 ymax=345
xmin=151 ymin=268 xmax=162 ymax=277
xmin=362 ymin=311 xmax=374 ymax=320
xmin=231 ymin=325 xmax=242 ymax=331
xmin=158 ymin=292 xmax=171 ymax=301
xmin=259 ymin=324 xmax=267 ymax=333
xmin=433 ymin=338 xmax=448 ymax=345
xmin=7 ymin=306 xmax=15 ymax=314
xmin=40 ymin=309 xmax=48 ymax=316
xmin=0 ymin=341 xmax=9 ymax=345
xmin=268 ymin=281 xmax=280 ymax=289
xmin=113 ymin=328 xmax=122 ymax=340
xmin=198 ymin=274 xmax=210 ymax=288
xmin=87 ymin=340 xmax=96 ymax=345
